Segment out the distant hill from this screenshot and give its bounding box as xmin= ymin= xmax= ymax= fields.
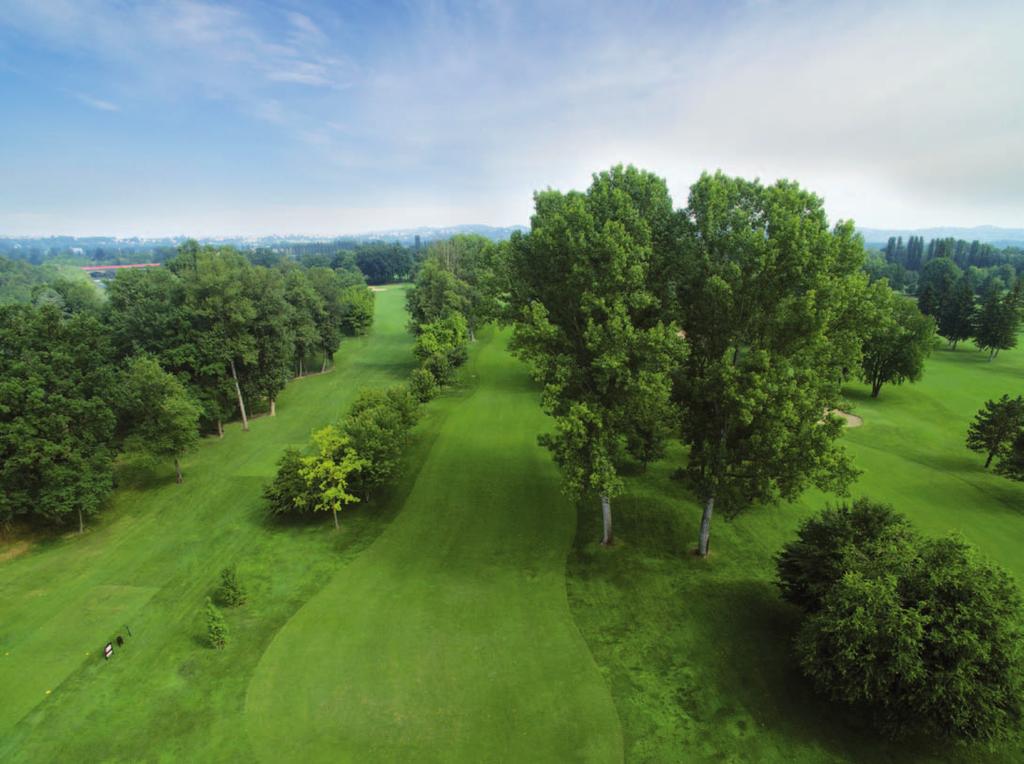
xmin=858 ymin=225 xmax=1024 ymax=248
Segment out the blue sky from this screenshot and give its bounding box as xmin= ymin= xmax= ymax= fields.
xmin=1 ymin=0 xmax=1021 ymax=237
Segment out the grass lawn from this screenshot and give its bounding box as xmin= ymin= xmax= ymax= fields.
xmin=245 ymin=326 xmax=621 ymax=762
xmin=3 ymin=286 xmax=1024 ymax=763
xmin=567 ymin=341 xmax=1024 ymax=763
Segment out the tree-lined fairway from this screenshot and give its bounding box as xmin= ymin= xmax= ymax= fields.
xmin=0 ymin=287 xmax=416 ymax=761
xmin=246 ymin=327 xmax=622 ymax=761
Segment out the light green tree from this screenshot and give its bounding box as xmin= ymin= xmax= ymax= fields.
xmin=299 ymin=425 xmax=366 ymax=530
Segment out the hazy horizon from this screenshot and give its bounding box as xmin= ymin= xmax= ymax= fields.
xmin=2 ymin=0 xmax=1022 ymax=237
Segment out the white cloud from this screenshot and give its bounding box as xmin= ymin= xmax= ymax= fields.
xmin=75 ymin=92 xmax=119 ymax=111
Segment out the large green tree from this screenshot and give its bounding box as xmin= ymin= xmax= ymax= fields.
xmin=508 ymin=165 xmax=681 ymax=545
xmin=671 ymin=173 xmax=866 ymax=556
xmin=0 ymin=304 xmax=118 ymax=531
xmin=859 ymin=282 xmax=935 ymax=398
xmin=118 ymin=356 xmax=202 ymax=483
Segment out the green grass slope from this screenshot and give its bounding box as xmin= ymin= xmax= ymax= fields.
xmin=568 ymin=343 xmax=1024 ymax=763
xmin=245 ymin=326 xmax=623 ymax=762
xmin=0 ymin=287 xmax=416 ymax=761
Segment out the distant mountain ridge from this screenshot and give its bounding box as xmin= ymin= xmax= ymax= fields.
xmin=857 ymin=225 xmax=1024 ymax=246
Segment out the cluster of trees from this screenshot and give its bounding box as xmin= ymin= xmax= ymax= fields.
xmin=405 ymin=235 xmax=500 ymax=393
xmin=0 ymin=241 xmax=374 ymax=532
xmin=913 ymin=257 xmax=1022 ymax=358
xmin=504 ymin=166 xmax=936 ymax=555
xmin=869 ymin=235 xmax=1024 ymax=295
xmin=266 ymin=240 xmax=420 ymax=285
xmin=264 ymin=386 xmax=420 ymax=527
xmin=777 ymin=500 xmax=1023 ymax=744
xmin=966 ymin=395 xmax=1024 ymax=479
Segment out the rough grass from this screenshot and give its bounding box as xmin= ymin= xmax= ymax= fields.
xmin=567 ymin=341 xmax=1024 ymax=763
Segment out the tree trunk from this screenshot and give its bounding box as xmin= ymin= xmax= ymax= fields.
xmin=229 ymin=358 xmax=249 ymax=431
xmin=985 ymin=451 xmax=995 ymax=468
xmin=332 ymin=507 xmax=339 ymax=530
xmin=600 ymin=495 xmax=613 ymax=545
xmin=321 ymin=356 xmax=328 ymax=373
xmin=217 ymin=419 xmax=224 ymax=438
xmin=871 ymin=381 xmax=881 ymax=398
xmin=269 ymin=399 xmax=276 ymax=417
xmin=174 ymin=457 xmax=183 ymax=483
xmin=698 ymin=495 xmax=714 ymax=557
xmin=468 ymin=326 xmax=476 ymax=342
xmin=77 ymin=508 xmax=84 ymax=534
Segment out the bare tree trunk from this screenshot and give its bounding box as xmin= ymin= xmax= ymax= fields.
xmin=321 ymin=356 xmax=328 ymax=373
xmin=698 ymin=495 xmax=714 ymax=557
xmin=229 ymin=358 xmax=249 ymax=431
xmin=269 ymin=399 xmax=276 ymax=417
xmin=217 ymin=419 xmax=224 ymax=438
xmin=174 ymin=458 xmax=183 ymax=483
xmin=77 ymin=508 xmax=84 ymax=534
xmin=985 ymin=451 xmax=995 ymax=468
xmin=871 ymin=381 xmax=882 ymax=398
xmin=600 ymin=495 xmax=613 ymax=545
xmin=332 ymin=507 xmax=339 ymax=530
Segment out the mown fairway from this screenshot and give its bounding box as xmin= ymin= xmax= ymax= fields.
xmin=246 ymin=327 xmax=621 ymax=761
xmin=568 ymin=341 xmax=1024 ymax=763
xmin=0 ymin=287 xmax=417 ymax=761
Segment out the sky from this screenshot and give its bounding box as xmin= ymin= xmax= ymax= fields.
xmin=0 ymin=0 xmax=1021 ymax=237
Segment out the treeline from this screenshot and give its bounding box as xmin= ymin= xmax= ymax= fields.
xmin=262 ymin=235 xmax=494 ymax=524
xmin=0 ymin=241 xmax=375 ymax=531
xmin=866 ymin=234 xmax=1023 ymax=294
xmin=235 ymin=240 xmax=421 ymax=285
xmin=1 ymin=238 xmax=424 ymax=286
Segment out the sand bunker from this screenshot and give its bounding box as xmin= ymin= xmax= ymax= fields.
xmin=826 ymin=409 xmax=863 ymax=428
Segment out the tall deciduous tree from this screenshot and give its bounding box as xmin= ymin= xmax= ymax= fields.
xmin=173 ymin=246 xmax=258 ymax=431
xmin=966 ymin=394 xmax=1024 ymax=468
xmin=671 ymin=173 xmax=866 ymax=556
xmin=0 ymin=304 xmax=117 ymax=531
xmin=859 ymin=282 xmax=935 ymax=398
xmin=118 ymin=356 xmax=201 ymax=483
xmin=508 ymin=165 xmax=681 ymax=545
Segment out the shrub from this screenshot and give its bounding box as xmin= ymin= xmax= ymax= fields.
xmin=779 ymin=501 xmax=1024 ymax=744
xmin=216 ymin=565 xmax=246 ymax=607
xmin=409 ymin=367 xmax=438 ymax=402
xmin=205 ymin=597 xmax=229 ymax=650
xmin=776 ymin=499 xmax=916 ymax=612
xmin=264 ymin=448 xmax=311 ymax=518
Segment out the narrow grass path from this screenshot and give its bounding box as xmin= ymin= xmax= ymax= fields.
xmin=0 ymin=287 xmax=415 ymax=761
xmin=246 ymin=327 xmax=624 ymax=762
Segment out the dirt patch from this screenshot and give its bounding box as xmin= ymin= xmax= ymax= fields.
xmin=827 ymin=409 xmax=863 ymax=428
xmin=0 ymin=540 xmax=32 ymax=563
